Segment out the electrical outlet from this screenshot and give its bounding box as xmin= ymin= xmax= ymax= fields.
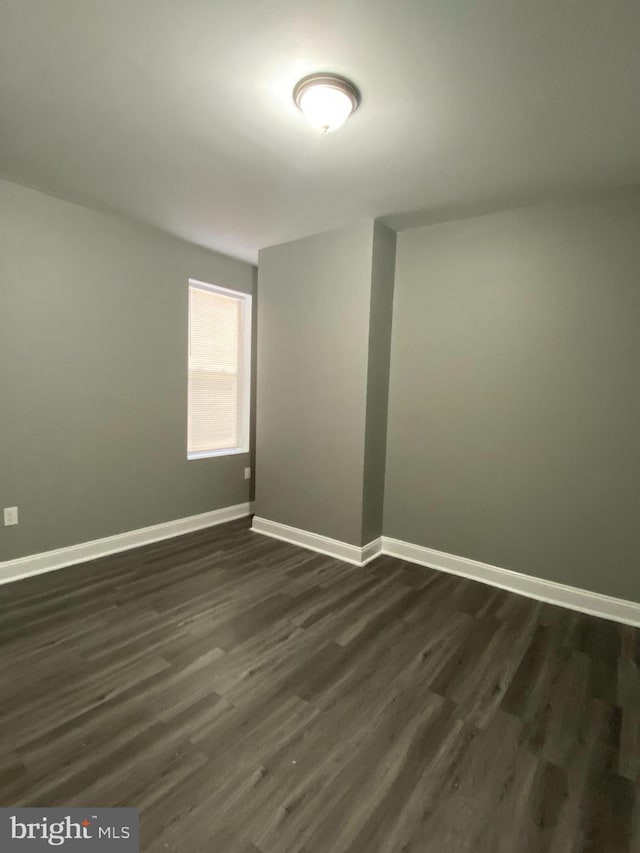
xmin=244 ymin=467 xmax=252 ymax=480
xmin=3 ymin=506 xmax=18 ymax=526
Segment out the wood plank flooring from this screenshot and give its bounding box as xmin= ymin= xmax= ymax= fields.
xmin=1 ymin=517 xmax=639 ymax=851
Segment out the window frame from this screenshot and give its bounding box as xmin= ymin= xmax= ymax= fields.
xmin=187 ymin=278 xmax=252 ymax=460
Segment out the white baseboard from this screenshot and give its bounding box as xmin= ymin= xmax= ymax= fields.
xmin=251 ymin=516 xmax=640 ymax=627
xmin=0 ymin=502 xmax=254 ymax=587
xmin=361 ymin=536 xmax=384 ymax=565
xmin=381 ymin=536 xmax=640 ymax=628
xmin=251 ymin=517 xmax=382 ymax=567
xmin=5 ymin=504 xmax=639 ymax=627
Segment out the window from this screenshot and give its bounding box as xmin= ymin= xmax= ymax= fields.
xmin=187 ymin=279 xmax=251 ymax=459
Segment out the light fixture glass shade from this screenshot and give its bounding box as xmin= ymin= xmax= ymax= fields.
xmin=293 ymin=74 xmax=360 ymax=133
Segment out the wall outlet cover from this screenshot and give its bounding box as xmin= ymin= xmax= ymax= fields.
xmin=3 ymin=507 xmax=19 ymax=526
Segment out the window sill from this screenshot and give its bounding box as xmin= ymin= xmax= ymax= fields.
xmin=187 ymin=448 xmax=249 ymax=460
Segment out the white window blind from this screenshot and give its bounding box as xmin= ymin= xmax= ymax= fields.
xmin=188 ymin=280 xmax=251 ymax=458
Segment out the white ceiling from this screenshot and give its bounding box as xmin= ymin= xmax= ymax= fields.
xmin=1 ymin=0 xmax=640 ymax=263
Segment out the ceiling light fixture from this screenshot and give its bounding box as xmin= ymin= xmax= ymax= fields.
xmin=293 ymin=73 xmax=360 ymax=133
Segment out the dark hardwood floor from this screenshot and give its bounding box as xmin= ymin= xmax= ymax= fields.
xmin=1 ymin=518 xmax=639 ymax=852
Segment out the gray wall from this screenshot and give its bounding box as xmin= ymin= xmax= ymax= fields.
xmin=0 ymin=179 xmax=255 ymax=562
xmin=361 ymin=222 xmax=396 ymax=544
xmin=255 ymin=221 xmax=377 ymax=546
xmin=384 ymin=188 xmax=640 ymax=601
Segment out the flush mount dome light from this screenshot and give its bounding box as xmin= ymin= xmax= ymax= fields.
xmin=293 ymin=73 xmax=360 ymax=133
